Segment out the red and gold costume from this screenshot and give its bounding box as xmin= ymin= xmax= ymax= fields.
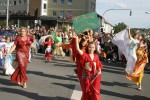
xmin=11 ymin=36 xmax=33 ymax=83
xmin=126 ymin=44 xmax=148 ymax=86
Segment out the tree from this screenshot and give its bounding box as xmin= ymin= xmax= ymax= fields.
xmin=113 ymin=22 xmax=127 ymax=34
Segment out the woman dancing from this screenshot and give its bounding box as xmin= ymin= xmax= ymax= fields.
xmin=7 ymin=27 xmax=33 ymax=88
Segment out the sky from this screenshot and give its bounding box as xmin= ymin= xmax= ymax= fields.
xmin=96 ymin=0 xmax=150 ymax=28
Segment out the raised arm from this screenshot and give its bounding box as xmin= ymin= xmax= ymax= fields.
xmin=127 ymin=27 xmax=132 ymax=40
xmin=72 ymin=32 xmax=84 ymax=55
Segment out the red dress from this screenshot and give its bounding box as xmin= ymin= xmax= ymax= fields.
xmin=57 ymin=38 xmax=103 ymax=100
xmin=70 ymin=38 xmax=86 ymax=92
xmin=11 ymin=36 xmax=33 ymax=83
xmin=44 ymin=40 xmax=53 ymax=60
xmin=81 ymin=53 xmax=102 ymax=100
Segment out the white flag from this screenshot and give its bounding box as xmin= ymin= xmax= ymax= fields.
xmin=112 ymin=28 xmax=138 ymax=74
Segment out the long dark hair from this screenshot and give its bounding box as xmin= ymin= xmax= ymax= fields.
xmin=85 ymin=42 xmax=98 ymax=54
xmin=45 ymin=37 xmax=52 ymax=42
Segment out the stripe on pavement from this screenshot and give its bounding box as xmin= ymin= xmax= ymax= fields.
xmin=71 ymin=85 xmax=82 ymax=100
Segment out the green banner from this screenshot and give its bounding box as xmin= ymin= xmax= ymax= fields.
xmin=72 ymin=12 xmax=101 ymax=34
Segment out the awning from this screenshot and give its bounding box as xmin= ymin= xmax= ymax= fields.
xmin=39 ymin=16 xmax=72 ymax=23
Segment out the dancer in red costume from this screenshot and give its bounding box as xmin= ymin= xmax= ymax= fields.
xmin=44 ymin=37 xmax=53 ymax=61
xmin=7 ymin=27 xmax=33 ymax=88
xmin=73 ymin=33 xmax=103 ymax=100
xmin=57 ymin=30 xmax=102 ymax=99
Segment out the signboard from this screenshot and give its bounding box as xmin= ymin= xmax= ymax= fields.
xmin=72 ymin=12 xmax=100 ymax=34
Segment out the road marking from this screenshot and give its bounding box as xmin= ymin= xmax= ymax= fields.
xmin=71 ymin=85 xmax=82 ymax=100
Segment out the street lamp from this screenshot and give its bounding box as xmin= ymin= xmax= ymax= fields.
xmin=145 ymin=12 xmax=150 ymax=14
xmin=103 ymin=9 xmax=132 ymax=17
xmin=101 ymin=9 xmax=132 ymax=33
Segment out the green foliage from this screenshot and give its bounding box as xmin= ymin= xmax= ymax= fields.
xmin=113 ymin=22 xmax=127 ymax=34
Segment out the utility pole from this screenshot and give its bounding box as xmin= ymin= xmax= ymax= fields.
xmin=6 ymin=0 xmax=9 ymax=29
xmin=17 ymin=19 xmax=20 ymax=28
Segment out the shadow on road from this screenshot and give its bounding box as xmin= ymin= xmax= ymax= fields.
xmin=102 ymin=62 xmax=150 ymax=75
xmin=52 ymin=83 xmax=75 ymax=90
xmin=101 ymin=81 xmax=135 ymax=89
xmin=33 ymin=55 xmax=71 ymax=62
xmin=53 ymin=63 xmax=76 ymax=68
xmin=0 ymin=87 xmax=70 ymax=100
xmin=101 ymin=89 xmax=150 ymax=100
xmin=0 ymin=77 xmax=18 ymax=86
xmin=102 ymin=68 xmax=124 ymax=75
xmin=27 ymin=70 xmax=78 ymax=82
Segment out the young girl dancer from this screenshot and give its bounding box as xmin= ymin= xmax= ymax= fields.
xmin=73 ymin=32 xmax=103 ymax=100
xmin=3 ymin=36 xmax=15 ymax=75
xmin=43 ymin=37 xmax=53 ymax=61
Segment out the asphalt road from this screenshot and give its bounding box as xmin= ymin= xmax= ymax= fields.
xmin=0 ymin=53 xmax=150 ymax=100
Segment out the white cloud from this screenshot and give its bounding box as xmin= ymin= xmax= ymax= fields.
xmin=115 ymin=3 xmax=127 ymax=8
xmin=96 ymin=0 xmax=117 ymax=3
xmin=96 ymin=0 xmax=150 ymax=28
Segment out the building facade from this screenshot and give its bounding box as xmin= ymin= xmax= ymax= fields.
xmin=0 ymin=0 xmax=96 ymax=28
xmin=41 ymin=0 xmax=96 ymax=18
xmin=0 ymin=0 xmax=29 ymax=15
xmin=0 ymin=0 xmax=39 ymax=27
xmin=40 ymin=0 xmax=96 ymax=29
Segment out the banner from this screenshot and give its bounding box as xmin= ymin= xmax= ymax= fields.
xmin=72 ymin=12 xmax=100 ymax=34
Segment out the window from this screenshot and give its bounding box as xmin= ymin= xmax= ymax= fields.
xmin=9 ymin=1 xmax=12 ymax=6
xmin=60 ymin=0 xmax=65 ymax=5
xmin=59 ymin=11 xmax=64 ymax=17
xmin=43 ymin=3 xmax=47 ymax=9
xmin=91 ymin=2 xmax=95 ymax=11
xmin=19 ymin=0 xmax=21 ymax=5
xmin=66 ymin=11 xmax=73 ymax=19
xmin=53 ymin=0 xmax=57 ymax=5
xmin=24 ymin=0 xmax=27 ymax=3
xmin=52 ymin=11 xmax=57 ymax=16
xmin=14 ymin=1 xmax=17 ymax=5
xmin=67 ymin=11 xmax=72 ymax=15
xmin=68 ymin=0 xmax=72 ymax=5
xmin=4 ymin=1 xmax=7 ymax=6
xmin=23 ymin=0 xmax=26 ymax=5
xmin=0 ymin=2 xmax=2 ymax=6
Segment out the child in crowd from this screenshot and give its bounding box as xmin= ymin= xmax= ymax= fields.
xmin=3 ymin=36 xmax=15 ymax=75
xmin=0 ymin=37 xmax=6 ymax=73
xmin=43 ymin=36 xmax=54 ymax=61
xmin=31 ymin=35 xmax=39 ymax=57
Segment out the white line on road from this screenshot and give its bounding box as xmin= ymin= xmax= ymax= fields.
xmin=70 ymin=85 xmax=82 ymax=100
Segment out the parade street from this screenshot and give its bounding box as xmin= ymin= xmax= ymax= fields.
xmin=0 ymin=54 xmax=150 ymax=100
